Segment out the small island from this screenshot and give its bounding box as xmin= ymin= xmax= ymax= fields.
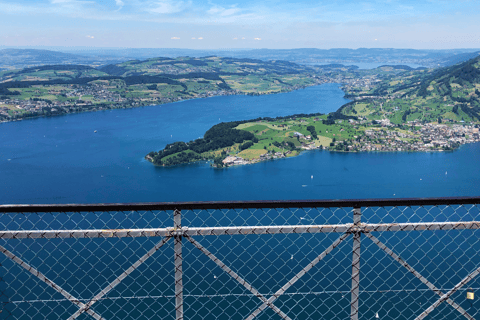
xmin=146 ymin=111 xmax=480 ymax=168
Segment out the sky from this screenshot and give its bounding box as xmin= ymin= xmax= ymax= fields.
xmin=1 ymin=0 xmax=480 ymax=49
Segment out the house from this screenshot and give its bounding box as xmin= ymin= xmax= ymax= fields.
xmin=293 ymin=132 xmax=304 ymax=138
xmin=222 ymin=156 xmax=237 ymax=165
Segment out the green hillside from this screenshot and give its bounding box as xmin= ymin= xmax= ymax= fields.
xmin=0 ymin=57 xmax=322 ymax=121
xmin=0 ymin=65 xmax=109 ymax=82
xmin=340 ymin=56 xmax=480 ymax=124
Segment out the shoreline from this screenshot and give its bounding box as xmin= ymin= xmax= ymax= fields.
xmin=146 ymin=141 xmax=478 ymax=169
xmin=0 ymin=80 xmax=328 ymax=125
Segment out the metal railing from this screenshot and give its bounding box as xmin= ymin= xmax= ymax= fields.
xmin=1 ymin=197 xmax=480 ymax=319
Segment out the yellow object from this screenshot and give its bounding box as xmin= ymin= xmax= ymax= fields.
xmin=467 ymin=292 xmax=474 ymax=300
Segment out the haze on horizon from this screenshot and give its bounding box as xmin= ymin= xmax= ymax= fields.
xmin=0 ymin=0 xmax=480 ymax=50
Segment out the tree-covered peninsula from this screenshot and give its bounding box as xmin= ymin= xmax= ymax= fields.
xmin=146 ymin=109 xmax=480 ymax=168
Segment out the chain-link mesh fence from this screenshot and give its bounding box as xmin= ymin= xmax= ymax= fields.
xmin=1 ymin=199 xmax=480 ymax=319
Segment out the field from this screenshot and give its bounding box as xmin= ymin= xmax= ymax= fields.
xmin=0 ymin=56 xmax=324 ymax=122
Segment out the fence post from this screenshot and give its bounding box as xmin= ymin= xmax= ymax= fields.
xmin=351 ymin=207 xmax=361 ymax=320
xmin=174 ymin=209 xmax=183 ymax=320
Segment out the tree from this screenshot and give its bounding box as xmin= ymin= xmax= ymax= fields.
xmin=240 ymin=141 xmax=254 ymax=151
xmin=214 ymin=157 xmax=224 ymax=168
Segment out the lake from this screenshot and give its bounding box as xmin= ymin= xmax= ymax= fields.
xmin=1 ymin=83 xmax=480 ymax=204
xmin=2 ymin=83 xmax=480 ymax=320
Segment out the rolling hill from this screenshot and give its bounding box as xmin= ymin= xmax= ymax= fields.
xmin=341 ymin=55 xmax=480 ymax=123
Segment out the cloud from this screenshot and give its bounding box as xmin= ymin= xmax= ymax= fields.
xmin=197 ymin=37 xmax=203 ymax=40
xmin=207 ymin=5 xmax=240 ymax=17
xmin=254 ymin=37 xmax=261 ymax=40
xmin=115 ymin=0 xmax=124 ymax=9
xmin=191 ymin=37 xmax=196 ymax=39
xmin=171 ymin=36 xmax=180 ymax=40
xmin=50 ymin=0 xmax=93 ymax=5
xmin=233 ymin=37 xmax=238 ymax=40
xmin=149 ymin=0 xmax=187 ymax=14
xmin=86 ymin=35 xmax=94 ymax=38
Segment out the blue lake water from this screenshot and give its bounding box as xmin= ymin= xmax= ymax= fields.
xmin=1 ymin=82 xmax=480 ymax=204
xmin=1 ymin=83 xmax=480 ymax=319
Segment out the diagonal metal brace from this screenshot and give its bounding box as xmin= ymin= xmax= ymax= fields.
xmin=365 ymin=233 xmax=474 ymax=320
xmin=245 ymin=232 xmax=350 ymax=320
xmin=0 ymin=244 xmax=105 ymax=320
xmin=416 ymin=264 xmax=480 ymax=320
xmin=186 ymin=235 xmax=292 ymax=320
xmin=68 ymin=236 xmax=171 ymax=320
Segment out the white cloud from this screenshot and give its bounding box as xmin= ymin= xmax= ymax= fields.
xmin=233 ymin=37 xmax=238 ymax=40
xmin=207 ymin=4 xmax=242 ymax=19
xmin=198 ymin=37 xmax=203 ymax=40
xmin=150 ymin=0 xmax=186 ymax=14
xmin=171 ymin=36 xmax=180 ymax=39
xmin=191 ymin=37 xmax=196 ymax=39
xmin=254 ymin=37 xmax=261 ymax=40
xmin=86 ymin=35 xmax=94 ymax=38
xmin=220 ymin=8 xmax=240 ymax=16
xmin=115 ymin=0 xmax=124 ymax=9
xmin=50 ymin=0 xmax=93 ymax=5
xmin=0 ymin=1 xmax=37 ymax=13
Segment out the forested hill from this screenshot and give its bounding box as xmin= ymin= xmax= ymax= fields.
xmin=99 ymin=56 xmax=314 ymax=77
xmin=341 ymin=55 xmax=480 ymax=124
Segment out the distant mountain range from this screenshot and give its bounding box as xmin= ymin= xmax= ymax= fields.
xmin=0 ymin=49 xmax=129 ymax=70
xmin=1 ymin=47 xmax=480 ymax=70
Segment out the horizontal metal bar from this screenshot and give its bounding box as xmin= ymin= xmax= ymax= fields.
xmin=1 ymin=196 xmax=480 ymax=213
xmin=1 ymin=221 xmax=479 ymax=239
xmin=366 ymin=221 xmax=480 ymax=232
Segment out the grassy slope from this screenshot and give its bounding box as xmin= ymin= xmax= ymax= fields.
xmin=340 ymin=56 xmax=480 ymax=124
xmin=151 ymin=114 xmax=366 ymax=166
xmin=0 ymin=57 xmax=319 ymax=113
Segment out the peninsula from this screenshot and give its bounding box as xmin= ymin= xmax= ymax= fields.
xmin=147 ymin=55 xmax=480 ymax=167
xmin=146 ymin=112 xmax=480 ymax=168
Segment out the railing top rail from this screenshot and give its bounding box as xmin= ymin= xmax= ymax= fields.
xmin=1 ymin=196 xmax=480 ymax=213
